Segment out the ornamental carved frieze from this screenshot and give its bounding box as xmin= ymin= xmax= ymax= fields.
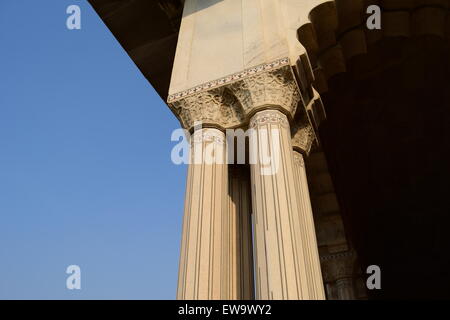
xmin=191 ymin=128 xmax=225 ymax=145
xmin=167 ymin=58 xmax=301 ymax=131
xmin=291 ymin=121 xmax=316 ymax=156
xmin=248 ymin=109 xmax=289 ymax=129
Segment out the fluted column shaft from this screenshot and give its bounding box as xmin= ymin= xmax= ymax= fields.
xmin=227 ymin=166 xmax=254 ymax=299
xmin=177 ymin=128 xmax=229 ymax=299
xmin=292 ymin=150 xmax=326 ymax=299
xmin=249 ymin=109 xmax=312 ymax=300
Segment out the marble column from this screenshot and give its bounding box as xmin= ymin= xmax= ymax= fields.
xmin=169 ymin=53 xmax=322 ymax=300
xmin=292 ymin=150 xmax=326 ymax=299
xmin=177 ymin=128 xmax=229 ymax=300
xmin=249 ymin=109 xmax=313 ymax=300
xmin=227 ymin=166 xmax=254 ymax=299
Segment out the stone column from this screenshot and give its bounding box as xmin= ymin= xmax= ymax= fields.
xmin=292 ymin=150 xmax=326 ymax=299
xmin=321 ymin=251 xmax=357 ymax=300
xmin=169 ymin=56 xmax=323 ymax=300
xmin=227 ymin=166 xmax=254 ymax=299
xmin=249 ymin=109 xmax=312 ymax=300
xmin=177 ymin=128 xmax=229 ymax=300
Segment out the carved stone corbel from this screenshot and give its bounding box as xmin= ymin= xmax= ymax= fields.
xmin=291 ymin=121 xmax=317 ymax=156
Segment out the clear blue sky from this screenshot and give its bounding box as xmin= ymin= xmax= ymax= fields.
xmin=0 ymin=1 xmax=186 ymax=299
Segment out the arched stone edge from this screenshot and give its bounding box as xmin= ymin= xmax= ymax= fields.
xmin=296 ymin=0 xmax=450 ymax=94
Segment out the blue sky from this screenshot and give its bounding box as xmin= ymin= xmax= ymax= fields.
xmin=0 ymin=1 xmax=186 ymax=299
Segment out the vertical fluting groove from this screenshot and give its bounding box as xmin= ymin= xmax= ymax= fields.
xmin=228 ymin=174 xmax=234 ymax=299
xmin=302 ymin=156 xmax=323 ymax=299
xmin=292 ymin=150 xmax=325 ymax=300
xmin=230 ymin=177 xmax=234 ymax=298
xmin=242 ymin=181 xmax=247 ymax=299
xmin=177 ymin=166 xmax=186 ymax=298
xmin=293 ymin=161 xmax=314 ymax=298
xmin=251 ymin=131 xmax=270 ymax=299
xmin=299 ymin=168 xmax=317 ymax=298
xmin=250 ymin=109 xmax=323 ymax=300
xmin=251 ymin=171 xmax=262 ymax=299
xmin=222 ymin=161 xmax=226 ymax=299
xmin=280 ymin=127 xmax=302 ymax=299
xmin=229 ymin=180 xmax=232 ymax=298
xmin=184 ymin=153 xmax=196 ymax=299
xmin=267 ymin=122 xmax=287 ymax=299
xmin=244 ymin=172 xmax=255 ymax=300
xmin=243 ymin=180 xmax=248 ymax=298
xmin=233 ymin=177 xmax=237 ymax=298
xmin=292 ymin=160 xmax=311 ymax=297
xmin=301 ymin=175 xmax=317 ymax=297
xmin=236 ymin=178 xmax=241 ymax=299
xmin=183 ymin=161 xmax=194 ymax=298
xmin=302 ymin=164 xmax=325 ymax=298
xmin=237 ymin=180 xmax=242 ymax=298
xmin=259 ymin=127 xmax=270 ymax=299
xmin=254 ymin=118 xmax=269 ymax=299
xmin=194 ymin=150 xmax=206 ymax=299
xmin=282 ymin=121 xmax=307 ymax=299
xmin=177 ymin=158 xmax=193 ymax=299
xmin=227 ymin=166 xmax=255 ymax=300
xmin=194 ymin=157 xmax=203 ymax=299
xmin=284 ymin=124 xmax=306 ymax=299
xmin=177 ymin=128 xmax=232 ymax=300
xmin=238 ymin=174 xmax=255 ymax=300
xmin=208 ymin=160 xmax=215 ymax=299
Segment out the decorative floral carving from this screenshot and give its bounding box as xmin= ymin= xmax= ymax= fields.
xmin=168 ymin=58 xmax=301 ymax=131
xmin=228 ymin=65 xmax=300 ymax=116
xmin=191 ymin=128 xmax=225 ymax=145
xmin=292 ymin=151 xmax=305 ymax=167
xmin=167 ymin=58 xmax=290 ymax=103
xmin=291 ymin=122 xmax=316 ymax=155
xmin=170 ymin=87 xmax=244 ymax=130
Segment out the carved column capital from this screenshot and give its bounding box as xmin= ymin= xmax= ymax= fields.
xmin=320 ymin=251 xmax=357 ymax=283
xmin=170 ymin=88 xmax=244 ymax=131
xmin=227 ymin=63 xmax=300 ymax=118
xmin=291 ymin=122 xmax=317 ymax=156
xmin=168 ymin=58 xmax=301 ymax=131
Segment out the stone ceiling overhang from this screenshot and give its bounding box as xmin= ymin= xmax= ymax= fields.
xmin=87 ymin=0 xmax=184 ymax=101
